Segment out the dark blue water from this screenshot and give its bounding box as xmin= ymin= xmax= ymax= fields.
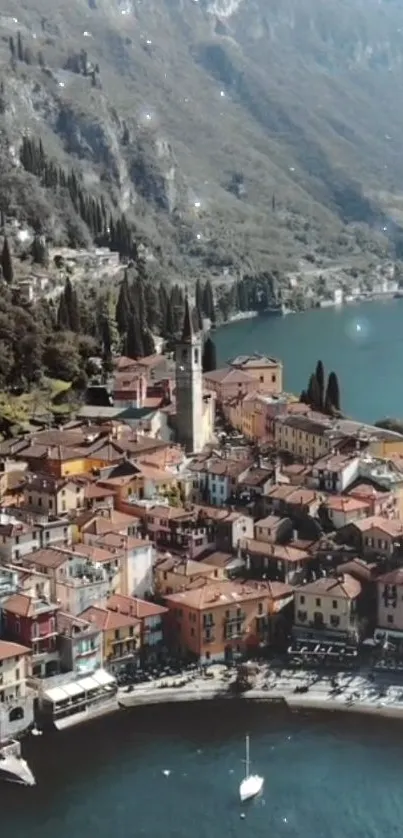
xmin=2 ymin=702 xmax=403 ymax=837
xmin=214 ymin=299 xmax=403 ymax=422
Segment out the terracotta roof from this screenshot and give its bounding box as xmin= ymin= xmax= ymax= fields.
xmin=95 ymin=532 xmax=148 ymax=551
xmin=196 ymin=551 xmax=234 ymax=568
xmin=78 ymin=604 xmax=141 ymax=631
xmin=155 ymin=556 xmax=218 ymax=577
xmin=255 ymin=514 xmax=284 ymax=529
xmin=3 ymin=593 xmax=58 ymax=617
xmin=351 ymin=516 xmax=403 ymax=536
xmin=164 ymin=579 xmax=292 ymax=610
xmin=285 ymin=488 xmax=319 ymax=506
xmin=0 ymin=640 xmax=31 ymax=661
xmin=314 ymin=453 xmax=359 ymax=472
xmin=57 ymin=611 xmax=99 ymax=635
xmin=84 ymin=483 xmax=117 ymax=500
xmin=335 ymin=559 xmax=378 ymax=582
xmin=377 ymin=568 xmax=403 ymax=585
xmin=203 ymin=367 xmax=255 ymax=385
xmin=244 ymin=538 xmax=310 ymax=563
xmin=69 ymin=543 xmax=119 ymax=564
xmin=22 ymin=548 xmax=71 ymax=570
xmin=107 ymin=593 xmax=167 ymax=619
xmin=325 ymin=496 xmax=370 ymax=512
xmin=239 ymin=468 xmax=272 ymax=487
xmin=205 ymin=459 xmax=251 ymax=478
xmin=264 ymin=484 xmax=296 ymax=501
xmin=296 ymin=573 xmax=361 ymax=599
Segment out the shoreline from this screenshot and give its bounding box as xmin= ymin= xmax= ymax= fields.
xmin=117 ymin=683 xmax=403 ymax=721
xmin=218 ymin=292 xmax=403 ymax=329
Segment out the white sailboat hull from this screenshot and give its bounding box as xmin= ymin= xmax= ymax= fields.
xmin=239 ymin=774 xmax=264 ymax=802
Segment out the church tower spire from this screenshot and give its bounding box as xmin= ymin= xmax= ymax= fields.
xmin=175 ymin=297 xmax=204 ymax=453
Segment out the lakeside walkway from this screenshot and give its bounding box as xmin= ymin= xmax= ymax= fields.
xmin=117 ymin=664 xmax=403 ymax=719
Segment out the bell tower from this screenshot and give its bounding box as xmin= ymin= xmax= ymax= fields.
xmin=175 ymin=298 xmax=204 ymax=453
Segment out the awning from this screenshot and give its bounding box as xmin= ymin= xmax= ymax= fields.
xmin=77 ymin=676 xmax=100 ymax=691
xmin=92 ymin=670 xmax=116 ymax=687
xmin=62 ymin=682 xmax=85 ymax=698
xmin=44 ymin=686 xmax=69 ymax=703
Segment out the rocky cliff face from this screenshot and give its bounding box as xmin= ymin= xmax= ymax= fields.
xmin=0 ymin=0 xmax=402 ymax=280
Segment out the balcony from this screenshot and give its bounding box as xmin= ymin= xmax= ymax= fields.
xmin=203 ymin=634 xmax=215 ymax=644
xmin=224 ymin=613 xmax=246 ymax=625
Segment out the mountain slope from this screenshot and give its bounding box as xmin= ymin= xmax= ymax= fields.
xmin=0 ymin=0 xmax=402 ymax=281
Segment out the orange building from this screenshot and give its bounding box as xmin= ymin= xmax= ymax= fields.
xmin=164 ymin=579 xmax=293 ymax=662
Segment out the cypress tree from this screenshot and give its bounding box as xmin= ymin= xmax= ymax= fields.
xmin=1 ymin=237 xmax=13 ymax=284
xmin=315 ymin=360 xmax=325 ymax=410
xmin=17 ymin=32 xmax=23 ymax=62
xmin=307 ymin=373 xmax=321 ymax=410
xmin=115 ymin=274 xmax=131 ymax=337
xmin=202 ymin=279 xmax=215 ymax=323
xmin=125 ymin=317 xmax=144 ymax=359
xmin=64 ymin=277 xmax=80 ymax=332
xmin=325 ymin=372 xmax=341 ymax=413
xmin=56 ymin=294 xmax=69 ymax=330
xmin=202 ymin=336 xmax=217 ymax=373
xmin=142 ymin=329 xmax=155 ymax=357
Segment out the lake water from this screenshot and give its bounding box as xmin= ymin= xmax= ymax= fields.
xmin=214 ymin=299 xmax=403 ymax=422
xmin=2 ymin=702 xmax=403 ymax=838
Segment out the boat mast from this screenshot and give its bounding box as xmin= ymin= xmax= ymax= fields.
xmin=245 ymin=735 xmax=250 ymax=779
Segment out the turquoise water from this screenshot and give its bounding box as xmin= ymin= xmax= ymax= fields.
xmin=2 ymin=702 xmax=403 ymax=837
xmin=214 ymin=299 xmax=403 ymax=422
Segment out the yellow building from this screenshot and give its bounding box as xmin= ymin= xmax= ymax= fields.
xmin=0 ymin=640 xmax=31 ymax=702
xmin=294 ymin=574 xmax=362 ymax=641
xmin=229 ymin=354 xmax=283 ymax=395
xmin=24 ymin=473 xmax=86 ymax=515
xmin=78 ymin=604 xmax=141 ymax=673
xmin=274 ymin=414 xmax=331 ymax=461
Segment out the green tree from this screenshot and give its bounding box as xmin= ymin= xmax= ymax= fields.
xmin=202 ymin=336 xmax=217 ymax=372
xmin=307 ymin=373 xmax=321 ymax=410
xmin=315 ymin=360 xmax=325 ymax=410
xmin=1 ymin=237 xmax=13 ymax=284
xmin=325 ymin=371 xmax=341 ymax=413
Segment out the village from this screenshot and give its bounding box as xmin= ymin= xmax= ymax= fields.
xmin=1 ymin=300 xmax=403 ymax=747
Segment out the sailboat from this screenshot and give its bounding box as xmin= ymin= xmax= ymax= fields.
xmin=239 ymin=735 xmax=264 ymax=802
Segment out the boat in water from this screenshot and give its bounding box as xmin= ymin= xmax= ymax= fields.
xmin=0 ymin=741 xmax=35 ymax=786
xmin=239 ymin=735 xmax=264 ymax=803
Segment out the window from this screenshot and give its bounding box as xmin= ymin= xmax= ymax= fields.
xmin=300 ymin=595 xmax=305 ymax=605
xmin=297 ymin=610 xmax=307 ymax=622
xmin=114 ymin=629 xmax=120 ymax=640
xmin=190 ymin=627 xmax=195 ymax=637
xmin=332 ymin=600 xmax=338 ymax=609
xmin=194 ymin=349 xmax=199 ymax=364
xmin=260 ymin=375 xmax=264 ymax=384
xmin=15 ymin=668 xmax=20 ymax=681
xmin=330 ymin=615 xmax=340 ymax=628
xmin=271 ymin=374 xmax=276 ymax=383
xmin=28 ymin=495 xmax=32 ymax=505
xmin=315 ymin=598 xmax=321 ymax=607
xmin=258 ymin=602 xmax=263 ymax=615
xmin=387 ymin=614 xmax=394 ymax=624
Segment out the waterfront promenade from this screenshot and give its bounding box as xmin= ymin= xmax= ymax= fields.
xmin=117 ymin=663 xmax=403 ymax=719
